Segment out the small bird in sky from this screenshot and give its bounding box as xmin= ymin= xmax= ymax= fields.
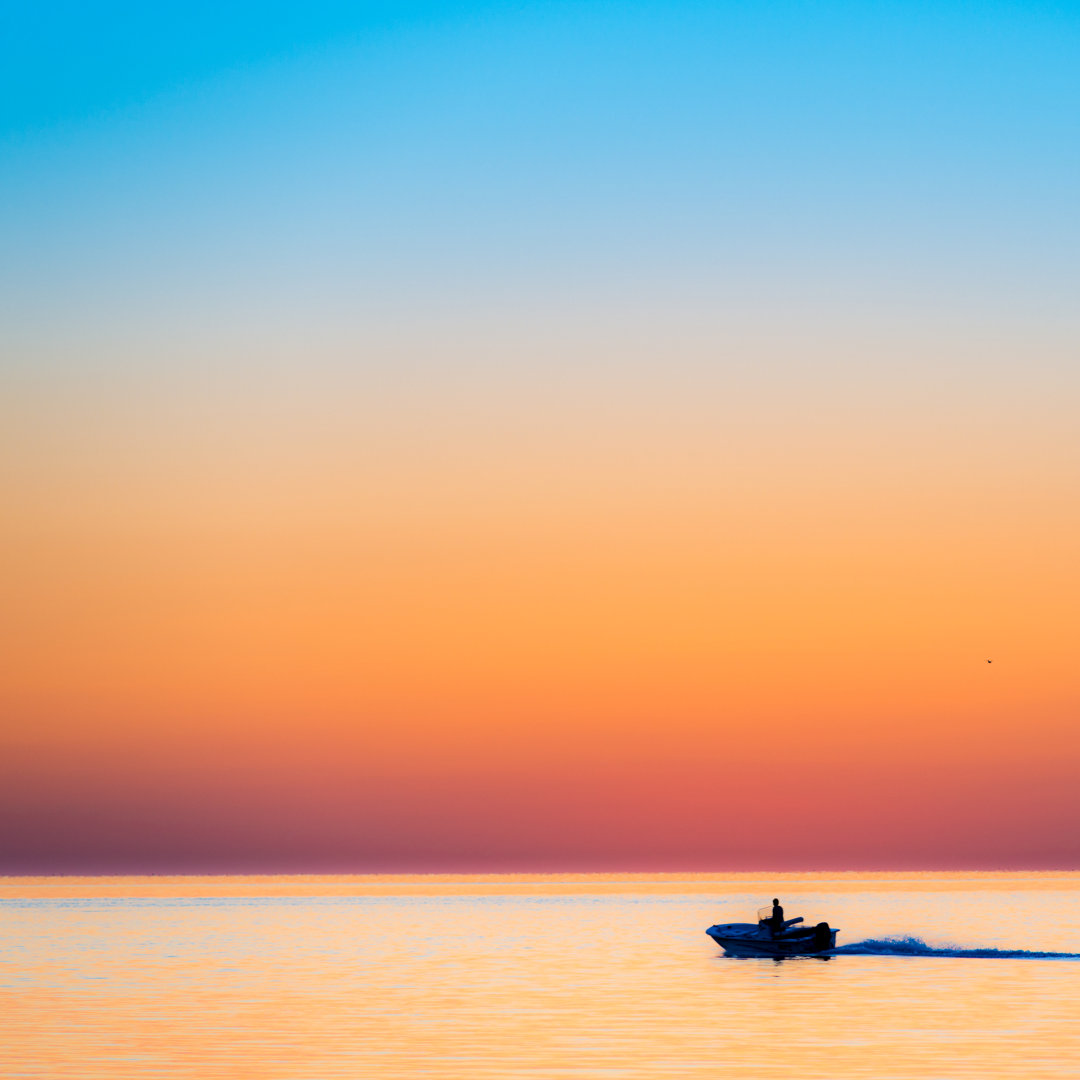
xmin=987 ymin=659 xmax=992 ymax=663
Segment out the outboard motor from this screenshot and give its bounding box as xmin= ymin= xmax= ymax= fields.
xmin=813 ymin=922 xmax=832 ymax=950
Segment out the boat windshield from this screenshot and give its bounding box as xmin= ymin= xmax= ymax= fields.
xmin=759 ymin=907 xmax=815 ymax=928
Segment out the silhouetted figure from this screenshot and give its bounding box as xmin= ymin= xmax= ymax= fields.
xmin=770 ymin=898 xmax=784 ymax=931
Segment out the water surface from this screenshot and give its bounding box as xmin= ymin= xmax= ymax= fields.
xmin=2 ymin=872 xmax=1078 ymax=1078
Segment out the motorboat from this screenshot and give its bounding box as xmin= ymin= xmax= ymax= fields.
xmin=706 ymin=906 xmax=838 ymax=957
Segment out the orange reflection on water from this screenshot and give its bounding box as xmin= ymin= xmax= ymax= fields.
xmin=2 ymin=873 xmax=1079 ymax=1079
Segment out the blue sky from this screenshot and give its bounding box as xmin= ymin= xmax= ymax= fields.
xmin=2 ymin=0 xmax=1078 ymax=380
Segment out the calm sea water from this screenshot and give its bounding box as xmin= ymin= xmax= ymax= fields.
xmin=2 ymin=872 xmax=1078 ymax=1078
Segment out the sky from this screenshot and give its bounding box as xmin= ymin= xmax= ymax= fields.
xmin=2 ymin=0 xmax=1078 ymax=872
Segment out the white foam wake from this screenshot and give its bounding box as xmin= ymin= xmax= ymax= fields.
xmin=832 ymin=936 xmax=1080 ymax=959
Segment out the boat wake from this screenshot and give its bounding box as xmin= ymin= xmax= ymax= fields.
xmin=832 ymin=936 xmax=1080 ymax=959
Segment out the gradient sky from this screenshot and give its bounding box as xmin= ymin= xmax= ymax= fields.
xmin=2 ymin=1 xmax=1078 ymax=872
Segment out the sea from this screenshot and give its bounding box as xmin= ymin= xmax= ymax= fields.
xmin=2 ymin=872 xmax=1078 ymax=1079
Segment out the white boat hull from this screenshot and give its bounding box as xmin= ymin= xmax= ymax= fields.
xmin=706 ymin=921 xmax=838 ymax=957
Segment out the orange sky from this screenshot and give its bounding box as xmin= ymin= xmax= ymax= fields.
xmin=2 ymin=334 xmax=1077 ymax=871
